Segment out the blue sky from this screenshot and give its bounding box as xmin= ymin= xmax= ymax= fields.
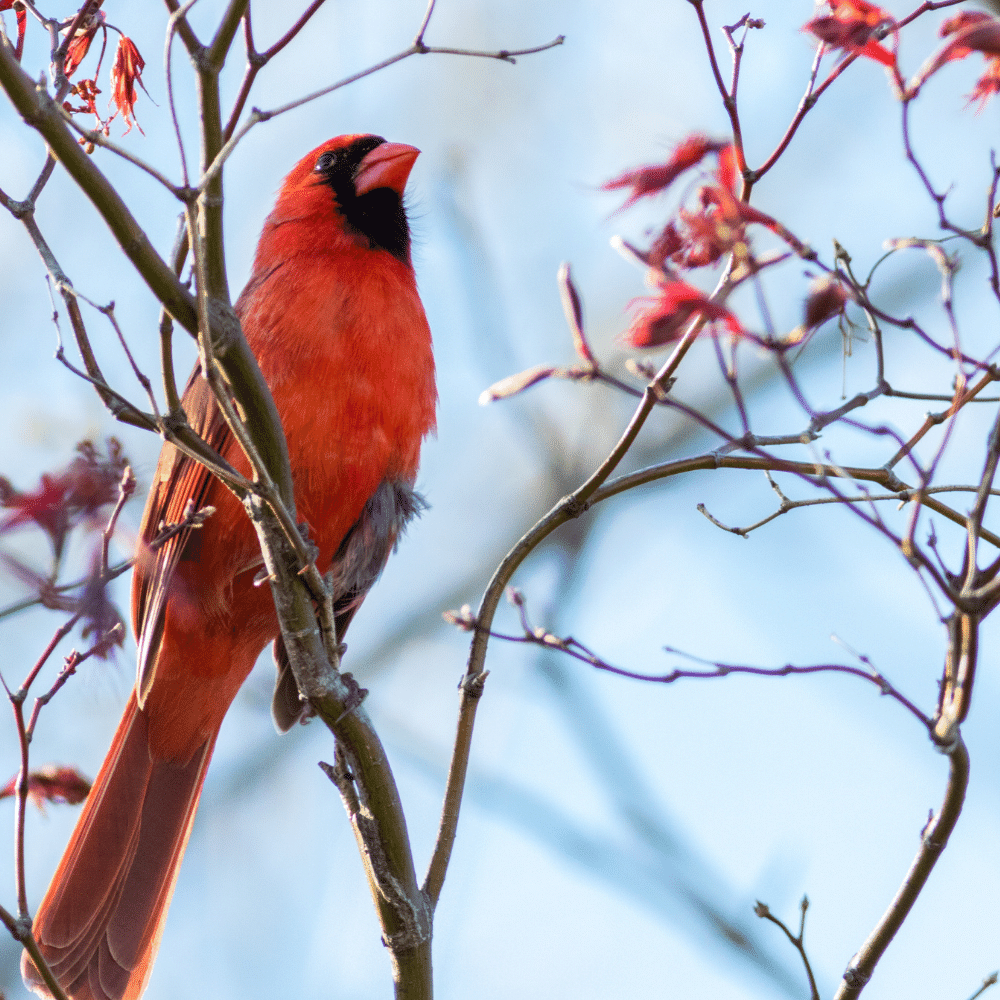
xmin=0 ymin=2 xmax=998 ymax=998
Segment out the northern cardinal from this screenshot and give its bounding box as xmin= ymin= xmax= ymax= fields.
xmin=22 ymin=134 xmax=437 ymax=1000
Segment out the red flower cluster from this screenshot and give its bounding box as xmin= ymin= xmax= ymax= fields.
xmin=805 ymin=0 xmax=898 ymax=68
xmin=42 ymin=8 xmax=149 ymax=138
xmin=607 ymin=137 xmax=820 ymax=349
xmin=0 ymin=441 xmax=130 ymax=659
xmin=0 ymin=439 xmax=128 ymax=560
xmin=655 ymin=146 xmax=808 ymax=272
xmin=0 ymin=766 xmax=92 ymax=813
xmin=804 ymin=3 xmax=1000 ymax=110
xmin=604 ymin=139 xmax=747 ymax=348
xmin=910 ymin=12 xmax=1000 ymax=111
xmin=602 ymin=135 xmax=730 ymax=210
xmin=626 ymin=278 xmax=742 ymax=349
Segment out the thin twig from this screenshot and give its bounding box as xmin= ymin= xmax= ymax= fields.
xmin=447 ymin=596 xmax=932 ymax=731
xmin=754 ymin=898 xmax=820 ymax=1000
xmin=964 ymin=972 xmax=999 ymax=1000
xmin=834 ymin=737 xmax=970 ymax=1000
xmin=201 ymin=32 xmax=564 ymax=191
xmin=222 ymin=0 xmax=330 ymax=142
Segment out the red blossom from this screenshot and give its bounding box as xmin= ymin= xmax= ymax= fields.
xmin=642 ymin=144 xmax=748 ymax=269
xmin=673 ymin=204 xmax=742 ymax=269
xmin=648 ymin=145 xmax=809 ymax=270
xmin=910 ymin=13 xmax=1000 ymax=110
xmin=0 ymin=546 xmax=125 ymax=657
xmin=602 ymin=135 xmax=729 ymax=209
xmin=108 ymin=35 xmax=148 ymax=135
xmin=63 ymin=10 xmax=106 ymax=77
xmin=0 ymin=766 xmax=91 ymax=813
xmin=939 ymin=11 xmax=998 ymax=39
xmin=806 ymin=0 xmax=898 ymax=68
xmin=63 ymin=76 xmax=106 ymax=134
xmin=0 ymin=0 xmax=27 ymax=61
xmin=607 ymin=141 xmax=812 ymax=354
xmin=0 ymin=441 xmax=130 ymax=660
xmin=77 ymin=553 xmax=126 ymax=658
xmin=624 ymin=279 xmax=744 ymax=349
xmin=0 ymin=440 xmax=128 ymax=560
xmin=647 ymin=221 xmax=685 ymax=270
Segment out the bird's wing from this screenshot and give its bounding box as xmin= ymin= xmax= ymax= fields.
xmin=132 ymin=370 xmax=237 ymax=706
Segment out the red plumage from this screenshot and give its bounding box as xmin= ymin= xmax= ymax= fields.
xmin=23 ymin=134 xmax=437 ymax=1000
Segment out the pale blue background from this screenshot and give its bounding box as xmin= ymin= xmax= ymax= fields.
xmin=0 ymin=2 xmax=997 ymax=998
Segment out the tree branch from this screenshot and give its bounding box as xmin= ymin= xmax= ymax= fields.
xmin=834 ymin=736 xmax=970 ymax=1000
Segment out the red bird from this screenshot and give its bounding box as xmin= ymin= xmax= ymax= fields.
xmin=22 ymin=134 xmax=437 ymax=1000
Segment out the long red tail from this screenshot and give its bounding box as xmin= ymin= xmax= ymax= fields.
xmin=22 ymin=694 xmax=216 ymax=1000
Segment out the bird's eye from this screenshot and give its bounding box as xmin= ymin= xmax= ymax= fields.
xmin=315 ymin=151 xmax=337 ymax=173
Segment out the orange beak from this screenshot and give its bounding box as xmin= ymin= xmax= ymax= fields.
xmin=354 ymin=142 xmax=420 ymax=197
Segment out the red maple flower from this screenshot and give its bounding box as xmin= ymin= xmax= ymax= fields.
xmin=0 ymin=0 xmax=27 ymax=61
xmin=624 ymin=278 xmax=744 ymax=349
xmin=673 ymin=204 xmax=742 ymax=269
xmin=602 ymin=135 xmax=729 ymax=210
xmin=76 ymin=551 xmax=127 ymax=657
xmin=643 ymin=145 xmax=742 ymax=269
xmin=63 ymin=9 xmax=106 ymax=77
xmin=910 ymin=12 xmax=1000 ymax=110
xmin=647 ymin=221 xmax=686 ymax=270
xmin=63 ymin=76 xmax=105 ymax=132
xmin=109 ymin=35 xmax=148 ymax=135
xmin=0 ymin=440 xmax=128 ymax=560
xmin=0 ymin=766 xmax=92 ymax=813
xmin=647 ymin=144 xmax=810 ymax=271
xmin=806 ymin=0 xmax=898 ymax=68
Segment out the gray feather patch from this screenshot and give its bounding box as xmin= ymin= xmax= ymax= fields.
xmin=270 ymin=479 xmax=427 ymax=732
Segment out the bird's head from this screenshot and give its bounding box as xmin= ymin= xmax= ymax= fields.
xmin=271 ymin=134 xmax=420 ymax=265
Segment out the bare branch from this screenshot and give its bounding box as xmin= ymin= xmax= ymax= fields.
xmin=201 ymin=30 xmax=564 ymax=190
xmin=448 ymin=592 xmax=933 ymax=730
xmin=754 ymin=897 xmax=820 ymax=1000
xmin=834 ymin=737 xmax=970 ymax=1000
